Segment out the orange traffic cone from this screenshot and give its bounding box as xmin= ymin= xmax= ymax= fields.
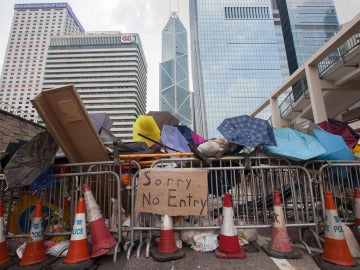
xmin=19 ymin=200 xmax=47 ymax=266
xmin=262 ymin=189 xmax=302 ymax=259
xmin=150 ymin=214 xmax=185 ymax=262
xmin=354 ymin=188 xmax=360 ymax=245
xmin=83 ymin=182 xmax=117 ymax=258
xmin=313 ymin=191 xmax=359 ymax=270
xmin=49 ymin=197 xmax=94 ymax=270
xmin=215 ymin=193 xmax=246 ymax=259
xmin=64 ymin=197 xmax=90 ymax=264
xmin=0 ymin=200 xmax=10 ymax=265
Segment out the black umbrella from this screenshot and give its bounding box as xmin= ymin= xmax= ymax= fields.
xmin=3 ymin=131 xmax=58 ymax=188
xmin=0 ymin=139 xmax=27 ymax=171
xmin=147 ymin=111 xmax=179 ymax=130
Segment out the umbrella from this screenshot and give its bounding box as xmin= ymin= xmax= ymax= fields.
xmin=175 ymin=125 xmax=194 ymax=144
xmin=317 ymin=120 xmax=358 ymax=149
xmin=292 ymin=117 xmax=320 ymax=136
xmin=89 ymin=112 xmax=112 ymax=132
xmin=217 ymin=115 xmax=276 ymax=148
xmin=264 ymin=128 xmax=326 ymax=161
xmin=147 ymin=111 xmax=179 ymax=130
xmin=313 ymin=129 xmax=357 ymax=160
xmin=0 ymin=139 xmax=27 ymax=171
xmin=161 ymin=125 xmax=191 ymax=153
xmin=133 ymin=115 xmax=161 ymax=147
xmin=328 ymin=118 xmax=360 ymax=139
xmin=3 ymin=131 xmax=58 ymax=189
xmin=190 ymin=131 xmax=207 ymax=146
xmin=175 ymin=125 xmax=207 ymax=146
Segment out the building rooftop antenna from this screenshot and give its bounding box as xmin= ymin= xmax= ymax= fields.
xmin=169 ymin=0 xmax=179 ymax=17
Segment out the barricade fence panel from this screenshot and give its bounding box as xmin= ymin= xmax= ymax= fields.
xmin=0 ymin=160 xmax=142 ymax=263
xmin=127 ymin=156 xmax=318 ymax=258
xmin=305 ymin=160 xmax=360 ymax=226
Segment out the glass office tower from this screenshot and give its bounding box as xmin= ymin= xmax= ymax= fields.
xmin=276 ymin=0 xmax=339 ymax=100
xmin=276 ymin=0 xmax=339 ymax=75
xmin=159 ymin=12 xmax=192 ymax=127
xmin=189 ymin=0 xmax=287 ymax=138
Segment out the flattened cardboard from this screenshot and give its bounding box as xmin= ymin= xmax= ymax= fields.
xmin=135 ymin=168 xmax=208 ymax=216
xmin=31 ymin=85 xmax=109 ymax=163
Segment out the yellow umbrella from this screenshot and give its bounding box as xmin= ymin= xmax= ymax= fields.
xmin=133 ymin=115 xmax=161 ymax=147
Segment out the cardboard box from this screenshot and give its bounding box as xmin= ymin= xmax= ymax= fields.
xmin=31 ymin=84 xmax=110 ymax=163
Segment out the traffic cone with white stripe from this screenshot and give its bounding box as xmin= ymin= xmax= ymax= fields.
xmin=313 ymin=191 xmax=359 ymax=270
xmin=19 ymin=200 xmax=47 ymax=266
xmin=64 ymin=197 xmax=90 ymax=264
xmin=83 ymin=182 xmax=117 ymax=258
xmin=215 ymin=193 xmax=246 ymax=259
xmin=48 ymin=197 xmax=95 ymax=270
xmin=262 ymin=189 xmax=302 ymax=259
xmin=150 ymin=214 xmax=185 ymax=262
xmin=354 ymin=187 xmax=360 ymax=245
xmin=0 ymin=200 xmax=10 ymax=265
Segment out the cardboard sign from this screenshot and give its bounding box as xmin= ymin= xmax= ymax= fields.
xmin=135 ymin=168 xmax=208 ymax=216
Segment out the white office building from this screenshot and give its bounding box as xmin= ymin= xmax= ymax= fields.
xmin=0 ymin=3 xmax=84 ymax=118
xmin=42 ymin=33 xmax=147 ymax=141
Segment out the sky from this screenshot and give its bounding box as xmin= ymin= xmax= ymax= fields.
xmin=0 ymin=0 xmax=360 ymax=112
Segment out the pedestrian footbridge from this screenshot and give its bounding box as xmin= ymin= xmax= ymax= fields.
xmin=251 ymin=13 xmax=360 ymax=130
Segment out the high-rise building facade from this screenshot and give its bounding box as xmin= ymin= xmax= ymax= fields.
xmin=0 ymin=3 xmax=84 ymax=119
xmin=42 ymin=33 xmax=147 ymax=141
xmin=276 ymin=0 xmax=339 ymax=75
xmin=159 ymin=12 xmax=192 ymax=128
xmin=189 ymin=0 xmax=288 ymax=138
xmin=276 ymin=0 xmax=339 ymax=101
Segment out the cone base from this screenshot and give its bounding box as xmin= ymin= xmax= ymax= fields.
xmin=216 ymin=234 xmax=246 ymax=259
xmin=91 ymin=247 xmax=111 ymax=258
xmin=313 ymin=253 xmax=360 ymax=270
xmin=0 ymin=257 xmax=18 ymax=270
xmin=13 ymin=256 xmax=57 ymax=270
xmin=89 ymin=218 xmax=117 ymax=257
xmin=150 ymin=247 xmax=185 ymax=262
xmin=0 ymin=241 xmax=10 ymax=265
xmin=262 ymin=244 xmax=302 ymax=259
xmin=64 ymin=239 xmax=90 ymax=264
xmin=47 ymin=258 xmax=95 ymax=270
xmin=215 ymin=247 xmax=246 ymax=259
xmin=19 ymin=241 xmax=47 ymax=266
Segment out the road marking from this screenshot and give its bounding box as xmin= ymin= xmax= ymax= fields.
xmin=271 ymin=257 xmax=296 ymax=270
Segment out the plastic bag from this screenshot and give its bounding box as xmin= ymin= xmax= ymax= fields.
xmin=191 ymin=233 xmax=218 ymax=252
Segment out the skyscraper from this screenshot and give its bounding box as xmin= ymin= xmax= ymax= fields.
xmin=189 ymin=0 xmax=288 ymax=138
xmin=159 ymin=12 xmax=192 ymax=127
xmin=42 ymin=33 xmax=147 ymax=141
xmin=276 ymin=0 xmax=339 ymax=100
xmin=276 ymin=0 xmax=339 ymax=75
xmin=0 ymin=3 xmax=84 ymax=119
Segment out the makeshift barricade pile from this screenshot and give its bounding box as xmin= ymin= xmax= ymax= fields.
xmin=2 ymin=154 xmax=360 ymax=267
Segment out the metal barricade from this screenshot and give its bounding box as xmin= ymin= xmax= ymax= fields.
xmin=305 ymin=161 xmax=360 ymax=225
xmin=0 ymin=161 xmax=126 ymax=263
xmin=127 ymin=156 xmax=318 ymax=258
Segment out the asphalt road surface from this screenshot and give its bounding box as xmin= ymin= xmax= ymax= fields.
xmin=97 ymin=230 xmax=323 ymax=270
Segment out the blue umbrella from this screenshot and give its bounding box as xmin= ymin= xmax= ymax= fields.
xmin=161 ymin=125 xmax=191 ymax=153
xmin=217 ymin=115 xmax=276 ymax=148
xmin=264 ymin=128 xmax=326 ymax=161
xmin=175 ymin=125 xmax=194 ymax=144
xmin=313 ymin=129 xmax=357 ymax=161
